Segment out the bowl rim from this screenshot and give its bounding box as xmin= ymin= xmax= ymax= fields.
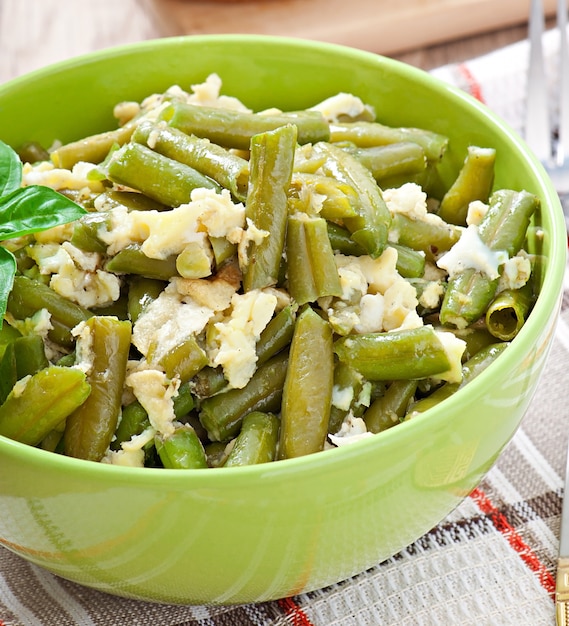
xmin=0 ymin=33 xmax=566 ymax=483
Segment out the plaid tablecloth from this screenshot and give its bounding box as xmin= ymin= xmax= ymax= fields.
xmin=1 ymin=28 xmax=568 ymax=626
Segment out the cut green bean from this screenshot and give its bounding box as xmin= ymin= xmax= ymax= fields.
xmin=199 ymin=351 xmax=288 ymax=442
xmin=288 ymin=172 xmax=358 ymax=220
xmin=105 ymin=244 xmax=179 ymax=280
xmin=286 ymin=214 xmax=342 ymax=305
xmin=440 ymin=189 xmax=539 ymax=328
xmin=51 ymin=122 xmax=136 ymax=169
xmin=255 ymin=304 xmax=296 ymax=365
xmin=334 ymin=325 xmax=463 ymax=381
xmin=127 ymin=276 xmax=166 ymax=323
xmin=407 ymin=342 xmax=509 ymax=417
xmin=390 ymin=243 xmax=425 ymax=279
xmin=485 ymin=283 xmax=533 ymax=341
xmin=0 ymin=366 xmax=91 ymax=446
xmin=107 ymin=142 xmax=220 ymax=207
xmin=328 ymin=361 xmax=365 ymax=435
xmin=363 ymin=380 xmax=418 ymax=433
xmin=64 ymin=317 xmax=132 ymax=462
xmin=155 ymin=424 xmax=208 ymax=469
xmin=70 ymin=212 xmax=109 ymax=253
xmin=278 ymin=307 xmax=334 ymax=459
xmin=7 ymin=275 xmax=92 ymax=346
xmin=111 ymin=400 xmax=150 ymax=451
xmin=390 ymin=212 xmax=462 ymax=261
xmin=13 ymin=334 xmax=49 ymax=379
xmin=312 ymin=142 xmax=391 ymax=258
xmin=161 ymin=102 xmax=329 ymax=151
xmin=158 ymin=335 xmax=209 ymax=382
xmin=242 ymin=124 xmax=297 ymax=291
xmin=329 ymin=121 xmax=448 ymax=162
xmin=0 ymin=342 xmax=17 ymax=405
xmin=438 ymin=146 xmax=496 ymax=225
xmin=326 ymin=221 xmax=366 ymax=256
xmin=343 ymin=142 xmax=427 ymax=182
xmin=224 ymin=411 xmax=280 ymax=466
xmin=133 ymin=120 xmax=249 ymax=202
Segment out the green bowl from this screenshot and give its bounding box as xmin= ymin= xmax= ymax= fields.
xmin=0 ymin=35 xmax=565 ymax=605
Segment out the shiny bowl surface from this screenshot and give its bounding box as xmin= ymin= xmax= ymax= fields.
xmin=0 ymin=34 xmax=565 ymax=605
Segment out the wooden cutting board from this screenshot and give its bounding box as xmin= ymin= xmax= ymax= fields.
xmin=159 ymin=0 xmax=556 ymax=55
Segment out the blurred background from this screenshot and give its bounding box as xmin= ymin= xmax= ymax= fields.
xmin=0 ymin=0 xmax=558 ymax=83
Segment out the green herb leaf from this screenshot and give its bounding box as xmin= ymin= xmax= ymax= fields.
xmin=0 ymin=185 xmax=86 ymax=239
xmin=0 ymin=140 xmax=22 ymax=198
xmin=0 ymin=141 xmax=88 ymax=321
xmin=0 ymin=246 xmax=16 ymax=320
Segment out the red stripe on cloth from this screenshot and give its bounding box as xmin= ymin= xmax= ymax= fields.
xmin=470 ymin=487 xmax=556 ymax=598
xmin=278 ymin=597 xmax=315 ymax=626
xmin=457 ymin=63 xmax=485 ymax=103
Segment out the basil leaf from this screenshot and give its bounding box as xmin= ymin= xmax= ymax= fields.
xmin=0 ymin=246 xmax=16 ymax=320
xmin=0 ymin=140 xmax=23 ymax=198
xmin=0 ymin=185 xmax=86 ymax=238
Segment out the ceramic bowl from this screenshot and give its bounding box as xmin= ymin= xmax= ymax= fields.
xmin=0 ymin=35 xmax=565 ymax=605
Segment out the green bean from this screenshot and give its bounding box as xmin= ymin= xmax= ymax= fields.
xmin=199 ymin=351 xmax=288 ymax=442
xmin=255 ymin=304 xmax=296 ymax=365
xmin=96 ymin=189 xmax=167 ymax=212
xmin=127 ymin=276 xmax=165 ymax=323
xmin=191 ymin=306 xmax=296 ymax=402
xmin=64 ymin=316 xmax=132 ymax=462
xmin=133 ymin=121 xmax=250 ymax=202
xmin=286 ymin=214 xmax=342 ymax=305
xmin=106 ymin=142 xmax=220 ymax=208
xmin=438 ymin=146 xmax=496 ymax=225
xmin=334 ymin=326 xmax=461 ymax=381
xmin=390 ymin=213 xmax=462 ymax=261
xmin=363 ymin=380 xmax=418 ymax=434
xmin=328 ymin=361 xmax=365 ymax=435
xmin=112 ymin=381 xmax=196 ymax=452
xmin=440 ymin=189 xmax=539 ymax=328
xmin=242 ymin=124 xmax=297 ymax=292
xmin=329 ymin=121 xmax=448 ymax=162
xmin=111 ymin=400 xmax=150 ymax=451
xmin=51 ymin=122 xmax=136 ymax=169
xmin=158 ymin=336 xmax=209 ymax=382
xmin=204 ymin=441 xmax=231 ymax=468
xmin=39 ymin=429 xmax=64 ymax=453
xmin=224 ymin=412 xmax=280 ymax=467
xmin=190 ymin=366 xmax=227 ymax=400
xmin=155 ymin=424 xmax=208 ymax=469
xmin=278 ymin=307 xmax=333 ymax=459
xmin=0 ymin=342 xmax=17 ymax=405
xmin=17 ymin=141 xmax=50 ymax=164
xmin=288 ymin=172 xmax=358 ymax=220
xmin=326 ymin=221 xmax=366 ymax=256
xmin=105 ymin=244 xmax=179 ymax=280
xmin=390 ymin=243 xmax=425 ymax=279
xmin=209 ymin=237 xmax=237 ymax=267
xmin=312 ymin=141 xmax=391 ymax=258
xmin=161 ymin=102 xmax=330 ymax=151
xmin=55 ymin=351 xmax=77 ymax=368
xmin=0 ymin=366 xmax=91 ymax=446
xmin=13 ymin=334 xmax=49 ymax=379
xmin=175 ymin=242 xmax=213 ymax=279
xmin=7 ymin=275 xmax=92 ymax=346
xmin=485 ymin=283 xmax=533 ymax=341
xmin=70 ymin=212 xmax=109 ymax=253
xmin=342 ymin=142 xmax=427 ymax=182
xmin=407 ymin=342 xmax=509 ymax=417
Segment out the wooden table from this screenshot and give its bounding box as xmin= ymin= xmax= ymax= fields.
xmin=0 ymin=0 xmax=552 ymax=83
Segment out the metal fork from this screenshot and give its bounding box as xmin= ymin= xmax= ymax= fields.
xmin=526 ymin=5 xmax=569 ymax=622
xmin=525 ymin=0 xmax=569 ymax=232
